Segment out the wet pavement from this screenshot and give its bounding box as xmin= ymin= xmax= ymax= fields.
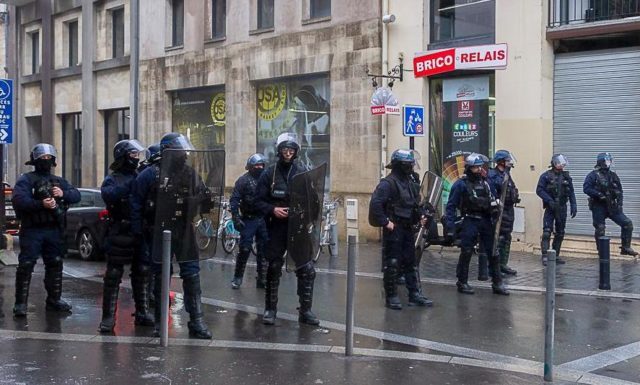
xmin=0 ymin=241 xmax=639 ymax=384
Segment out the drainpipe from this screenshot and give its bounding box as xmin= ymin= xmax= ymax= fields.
xmin=381 ymin=0 xmax=389 ymax=179
xmin=130 ymin=0 xmax=139 ymax=139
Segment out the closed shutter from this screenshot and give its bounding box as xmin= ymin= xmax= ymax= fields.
xmin=554 ymin=47 xmax=640 ymax=238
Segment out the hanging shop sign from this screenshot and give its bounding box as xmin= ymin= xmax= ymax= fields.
xmin=370 ymin=87 xmax=400 ymax=115
xmin=413 ymin=43 xmax=508 ymax=78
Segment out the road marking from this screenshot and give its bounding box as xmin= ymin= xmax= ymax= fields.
xmin=559 ymin=340 xmax=640 ymax=372
xmin=0 ymin=329 xmax=637 ymax=385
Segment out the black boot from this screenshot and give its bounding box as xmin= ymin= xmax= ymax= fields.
xmin=182 ymin=274 xmax=212 ymax=339
xmin=263 ymin=262 xmax=281 ymax=325
xmin=457 ymin=250 xmax=474 ymax=294
xmin=498 ymin=235 xmax=517 ymax=275
xmin=405 ymin=269 xmax=433 ymax=307
xmin=621 ymin=231 xmax=638 ymax=256
xmin=231 ymin=248 xmax=250 ymax=289
xmin=256 ymin=254 xmax=267 ymax=289
xmin=44 ymin=258 xmax=72 ymax=313
xmin=552 ymin=235 xmax=566 ymax=264
xmin=99 ymin=264 xmax=123 ymax=333
xmin=296 ymin=265 xmax=319 ymax=325
xmin=383 ymin=258 xmax=402 ymax=310
xmin=152 ymin=271 xmax=162 ymax=337
xmin=131 ymin=265 xmax=154 ymax=327
xmin=477 ymin=253 xmax=489 ymax=281
xmin=491 ymin=255 xmax=510 ymax=296
xmin=13 ymin=262 xmax=35 ymax=317
xmin=541 ymin=230 xmax=551 ymax=266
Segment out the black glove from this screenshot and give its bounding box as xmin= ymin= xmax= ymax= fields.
xmin=547 ymin=201 xmax=557 ymax=211
xmin=445 ymin=231 xmax=455 ymax=245
xmin=598 ymin=194 xmax=607 ymax=201
xmin=232 ymin=215 xmax=245 ymax=231
xmin=570 ymin=206 xmax=577 ymax=218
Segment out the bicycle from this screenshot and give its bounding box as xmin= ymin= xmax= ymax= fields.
xmin=195 ymin=198 xmax=240 ymax=254
xmin=314 ymin=198 xmax=339 ymax=260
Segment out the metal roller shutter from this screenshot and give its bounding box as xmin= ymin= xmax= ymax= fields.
xmin=554 ymin=47 xmax=640 ymax=238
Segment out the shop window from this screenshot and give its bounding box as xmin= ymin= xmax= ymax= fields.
xmin=430 ymin=0 xmax=495 ymax=44
xmin=310 ymin=0 xmax=331 ymax=19
xmin=67 ymin=20 xmax=79 ymax=66
xmin=111 ymin=7 xmax=125 ymax=58
xmin=256 ymin=77 xmax=330 ymax=186
xmin=429 ymin=74 xmax=495 ymax=206
xmin=257 ymin=0 xmax=274 ymax=29
xmin=211 ymin=0 xmax=226 ymax=39
xmin=62 ymin=113 xmax=82 ymax=186
xmin=172 ymin=87 xmax=225 ymax=149
xmin=104 ymin=108 xmax=130 ymax=175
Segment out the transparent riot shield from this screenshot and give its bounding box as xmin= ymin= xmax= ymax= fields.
xmin=152 ymin=149 xmax=225 ymax=263
xmin=286 ymin=163 xmax=327 ymax=270
xmin=415 ymin=171 xmax=444 ymax=251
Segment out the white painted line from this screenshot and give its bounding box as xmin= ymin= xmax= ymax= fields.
xmin=560 ymin=340 xmax=640 ymax=373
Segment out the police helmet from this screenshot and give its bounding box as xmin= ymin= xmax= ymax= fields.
xmin=113 ymin=139 xmax=145 ymax=160
xmin=25 ymin=143 xmax=57 ymax=166
xmin=465 ymin=153 xmax=489 ymax=167
xmin=596 ymin=152 xmax=613 ymax=168
xmin=160 ymin=133 xmax=195 ymax=151
xmin=551 ymin=154 xmax=568 ymax=168
xmin=493 ymin=150 xmax=516 ymax=167
xmin=275 ymin=132 xmax=300 ymax=155
xmin=245 ymin=153 xmax=267 ymax=170
xmin=145 ymin=144 xmax=161 ymax=163
xmin=385 ymin=149 xmax=415 ymax=169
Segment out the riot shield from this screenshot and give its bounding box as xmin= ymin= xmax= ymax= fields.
xmin=286 ymin=163 xmax=327 ymax=270
xmin=415 ymin=171 xmax=444 ymax=250
xmin=152 ymin=149 xmax=225 ymax=263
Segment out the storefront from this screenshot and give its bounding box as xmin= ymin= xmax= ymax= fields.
xmin=172 ymin=87 xmax=226 ymax=150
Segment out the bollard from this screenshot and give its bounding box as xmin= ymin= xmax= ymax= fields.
xmin=598 ymin=236 xmax=611 ymax=291
xmin=330 ymin=222 xmax=339 ymax=257
xmin=345 ymin=235 xmax=357 ymax=356
xmin=160 ymin=230 xmax=171 ymax=347
xmin=544 ymin=249 xmax=557 ymax=382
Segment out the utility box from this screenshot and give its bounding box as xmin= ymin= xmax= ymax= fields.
xmin=345 ymin=198 xmax=359 ymax=242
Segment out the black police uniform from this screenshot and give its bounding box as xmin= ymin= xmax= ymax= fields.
xmin=370 ymin=167 xmax=432 ymax=309
xmin=488 ymin=167 xmax=520 ymax=274
xmin=99 ymin=167 xmax=154 ymax=333
xmin=536 ymin=169 xmax=577 ymax=264
xmin=583 ymin=167 xmax=636 ymax=256
xmin=12 ymin=161 xmax=80 ymax=316
xmin=229 ymin=170 xmax=268 ymax=289
xmin=255 ymin=158 xmax=319 ymax=325
xmin=445 ymin=172 xmax=508 ymax=295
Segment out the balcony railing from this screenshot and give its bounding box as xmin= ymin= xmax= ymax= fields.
xmin=548 ymin=0 xmax=640 ymax=27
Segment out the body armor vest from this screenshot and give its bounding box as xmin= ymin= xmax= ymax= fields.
xmin=240 ymin=173 xmax=260 ymax=218
xmin=593 ymin=170 xmax=623 ymax=209
xmin=544 ymin=170 xmax=571 ymax=206
xmin=106 ymin=172 xmax=134 ymax=222
xmin=18 ymin=172 xmax=67 ymax=228
xmin=270 ymin=164 xmax=292 ymax=207
xmin=384 ymin=173 xmax=420 ymax=224
xmin=461 ymin=177 xmax=492 ymax=216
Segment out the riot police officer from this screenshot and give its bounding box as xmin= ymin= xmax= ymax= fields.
xmin=369 ymin=149 xmax=433 ymax=309
xmin=488 ymin=150 xmax=520 ymax=276
xmin=536 ymin=154 xmax=577 ymax=265
xmin=12 ymin=144 xmax=81 ymax=317
xmin=131 ymin=133 xmax=212 ymax=339
xmin=229 ymin=153 xmax=269 ymax=289
xmin=255 ymin=133 xmax=319 ymax=326
xmin=138 ymin=144 xmax=161 ymax=173
xmin=99 ymin=139 xmax=154 ymax=333
xmin=583 ymin=153 xmax=637 ymax=256
xmin=445 ymin=153 xmax=509 ymax=296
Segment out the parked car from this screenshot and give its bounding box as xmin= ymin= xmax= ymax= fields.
xmin=64 ymin=188 xmax=109 ymax=261
xmin=4 ymin=183 xmax=20 ymax=235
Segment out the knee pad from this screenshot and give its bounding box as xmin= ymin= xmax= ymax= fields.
xmin=105 ymin=264 xmax=124 ymax=282
xmin=542 ymin=230 xmax=551 ymax=240
xmin=44 ymin=256 xmax=63 ymax=270
xmin=622 ymin=222 xmax=633 ymax=232
xmin=296 ymin=263 xmax=316 ymax=279
xmin=131 ymin=262 xmax=151 ymax=277
xmin=239 ymin=246 xmax=252 ymax=255
xmin=268 ymin=258 xmax=284 ymax=277
xmin=595 ymin=224 xmax=606 ymax=238
xmin=17 ymin=261 xmax=36 ymax=274
xmin=385 ymin=258 xmax=399 ymax=271
xmin=460 ymin=248 xmax=474 ymax=258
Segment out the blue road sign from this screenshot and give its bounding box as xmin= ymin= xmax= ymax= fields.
xmin=402 ymin=104 xmax=425 ymax=137
xmin=0 ymin=79 xmax=12 ymax=144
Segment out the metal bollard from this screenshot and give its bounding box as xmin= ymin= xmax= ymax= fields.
xmin=544 ymin=249 xmax=557 ymax=382
xmin=160 ymin=230 xmax=171 ymax=347
xmin=330 ymin=222 xmax=339 ymax=257
xmin=345 ymin=235 xmax=357 ymax=356
xmin=598 ymin=236 xmax=611 ymax=290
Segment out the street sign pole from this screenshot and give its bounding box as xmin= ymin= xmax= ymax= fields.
xmin=409 ymin=136 xmax=414 ymax=150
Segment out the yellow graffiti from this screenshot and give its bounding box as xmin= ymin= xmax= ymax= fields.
xmin=257 ymin=83 xmax=287 ymax=121
xmin=210 ymin=92 xmax=226 ymax=126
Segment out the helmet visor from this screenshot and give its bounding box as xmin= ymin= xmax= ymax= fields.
xmin=127 ymin=139 xmax=146 ymax=159
xmin=32 ymin=143 xmax=57 ymax=160
xmin=276 ymin=132 xmax=299 ymax=148
xmin=505 ymin=152 xmax=517 ymax=167
xmin=553 ymin=154 xmax=568 ymax=167
xmin=166 ymin=135 xmax=196 ymax=151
